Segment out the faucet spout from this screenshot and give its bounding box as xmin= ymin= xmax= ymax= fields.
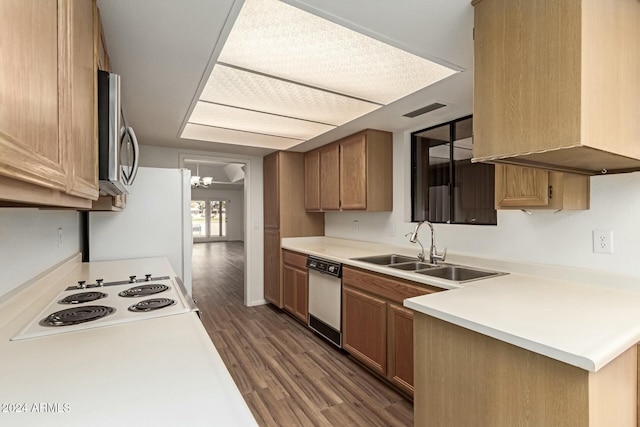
xmin=406 ymin=221 xmax=446 ymax=265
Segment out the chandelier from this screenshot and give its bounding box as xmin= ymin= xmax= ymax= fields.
xmin=190 ymin=163 xmax=213 ymax=188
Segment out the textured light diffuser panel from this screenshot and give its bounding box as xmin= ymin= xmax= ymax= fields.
xmin=200 ymin=64 xmax=380 ymax=126
xmin=189 ymin=101 xmax=335 ymax=140
xmin=181 ymin=123 xmax=302 ymax=150
xmin=218 ymin=0 xmax=458 ymax=105
xmin=183 ymin=0 xmax=459 ymax=149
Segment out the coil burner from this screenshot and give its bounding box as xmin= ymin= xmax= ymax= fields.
xmin=59 ymin=292 xmax=108 ymax=304
xmin=118 ymin=284 xmax=170 ymax=298
xmin=128 ymin=298 xmax=176 ymax=312
xmin=40 ymin=306 xmax=115 ymax=327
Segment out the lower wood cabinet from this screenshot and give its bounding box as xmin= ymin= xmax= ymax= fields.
xmin=342 ymin=287 xmax=387 ymax=376
xmin=264 ymin=229 xmax=282 ymax=307
xmin=282 ymin=250 xmax=308 ymax=323
xmin=388 ymin=303 xmax=415 ymax=396
xmin=342 ymin=266 xmax=442 ymax=396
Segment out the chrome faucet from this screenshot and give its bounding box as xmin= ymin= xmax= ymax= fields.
xmin=405 ymin=221 xmax=447 ymax=265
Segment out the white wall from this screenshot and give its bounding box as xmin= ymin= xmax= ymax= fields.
xmin=139 ymin=145 xmax=264 ymax=306
xmin=0 ymin=209 xmax=80 ymax=298
xmin=191 ymin=187 xmax=244 ymax=241
xmin=325 ymin=131 xmax=640 ymax=277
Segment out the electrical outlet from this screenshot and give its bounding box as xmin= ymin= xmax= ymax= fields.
xmin=58 ymin=228 xmax=63 ymax=248
xmin=388 ymin=224 xmax=396 ymax=236
xmin=352 ymin=220 xmax=359 ymax=232
xmin=593 ymin=230 xmax=613 ymax=254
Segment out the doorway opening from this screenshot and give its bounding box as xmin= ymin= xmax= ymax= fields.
xmin=180 ymin=154 xmax=250 ymax=305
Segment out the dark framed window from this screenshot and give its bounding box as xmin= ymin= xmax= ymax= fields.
xmin=410 ymin=115 xmax=497 ymax=225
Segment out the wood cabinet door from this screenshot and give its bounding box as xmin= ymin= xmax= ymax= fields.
xmin=263 ymin=152 xmax=280 ymax=229
xmin=388 ymin=303 xmax=415 ymax=396
xmin=283 ymin=264 xmax=308 ymax=322
xmin=282 ymin=264 xmax=296 ymax=315
xmin=282 ymin=250 xmax=308 ymax=322
xmin=495 ymin=164 xmax=550 ymax=209
xmin=0 ymin=0 xmax=67 ymax=192
xmin=293 ymin=268 xmax=308 ymax=322
xmin=304 ymin=149 xmax=321 ymax=211
xmin=264 ymin=229 xmax=282 ymax=307
xmin=342 ymin=286 xmax=387 ymax=376
xmin=62 ymin=0 xmax=98 ymax=200
xmin=340 ymin=134 xmax=367 ymax=210
xmin=320 ymin=143 xmax=340 ymax=210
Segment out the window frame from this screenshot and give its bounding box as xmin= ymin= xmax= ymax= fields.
xmin=410 ymin=115 xmax=497 ymax=225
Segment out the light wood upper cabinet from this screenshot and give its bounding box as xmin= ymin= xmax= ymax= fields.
xmin=495 ymin=164 xmax=589 ymax=210
xmin=320 ymin=143 xmax=340 ymax=211
xmin=0 ymin=0 xmax=98 ymax=208
xmin=304 ymin=129 xmax=393 ymax=212
xmin=304 ymin=149 xmax=321 ymax=211
xmin=263 ymin=152 xmax=280 ymax=230
xmin=472 ymin=0 xmax=640 ymax=174
xmin=339 ymin=134 xmax=367 ymax=210
xmin=65 ymin=0 xmax=99 ymax=201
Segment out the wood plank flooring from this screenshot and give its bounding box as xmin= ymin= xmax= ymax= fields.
xmin=192 ymin=241 xmax=413 ymax=426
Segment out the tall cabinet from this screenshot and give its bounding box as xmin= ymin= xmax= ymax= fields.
xmin=263 ymin=152 xmax=324 ymax=307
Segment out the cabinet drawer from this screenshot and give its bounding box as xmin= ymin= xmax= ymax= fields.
xmin=343 ymin=266 xmax=441 ymax=304
xmin=282 ymin=250 xmax=307 ymax=270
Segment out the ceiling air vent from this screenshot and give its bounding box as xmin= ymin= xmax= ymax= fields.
xmin=403 ymin=102 xmax=446 ymax=118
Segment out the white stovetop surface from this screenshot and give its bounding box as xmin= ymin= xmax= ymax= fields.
xmin=0 ymin=256 xmax=256 ymax=426
xmin=283 ymin=236 xmax=640 ymax=372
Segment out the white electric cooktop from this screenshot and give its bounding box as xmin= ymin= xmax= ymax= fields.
xmin=12 ymin=275 xmax=192 ymax=340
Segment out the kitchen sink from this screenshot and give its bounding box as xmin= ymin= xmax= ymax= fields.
xmin=351 ymin=254 xmax=418 ymax=265
xmin=416 ymin=266 xmax=501 ymax=282
xmin=387 ymin=262 xmax=436 ymax=271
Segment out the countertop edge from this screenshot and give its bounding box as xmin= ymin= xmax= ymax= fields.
xmin=404 ymin=298 xmax=599 ymax=372
xmin=283 ymin=236 xmax=640 ymax=373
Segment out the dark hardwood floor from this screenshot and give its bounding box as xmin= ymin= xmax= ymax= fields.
xmin=192 ymin=241 xmax=414 ymax=426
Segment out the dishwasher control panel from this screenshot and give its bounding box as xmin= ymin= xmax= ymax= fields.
xmin=307 ymin=256 xmax=342 ymax=278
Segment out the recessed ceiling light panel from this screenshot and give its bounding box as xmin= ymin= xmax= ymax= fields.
xmin=182 ymin=0 xmax=461 ymax=150
xmin=201 ymin=64 xmax=380 ymax=126
xmin=218 ymin=0 xmax=458 ymax=105
xmin=189 ymin=101 xmax=335 ymax=140
xmin=181 ymin=123 xmax=302 ymax=150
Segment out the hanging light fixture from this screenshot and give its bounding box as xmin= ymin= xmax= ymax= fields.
xmin=190 ymin=162 xmax=214 ymax=188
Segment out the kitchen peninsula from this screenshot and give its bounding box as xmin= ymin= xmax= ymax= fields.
xmin=283 ymin=236 xmax=640 ymax=426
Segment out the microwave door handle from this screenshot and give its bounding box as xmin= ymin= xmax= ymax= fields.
xmin=126 ymin=126 xmax=140 ymax=185
xmin=120 ymin=126 xmax=131 ymax=184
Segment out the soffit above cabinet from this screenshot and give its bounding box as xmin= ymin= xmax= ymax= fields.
xmin=471 ymin=0 xmax=640 ymax=175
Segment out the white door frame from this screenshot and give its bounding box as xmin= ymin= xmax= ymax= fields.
xmin=179 ymin=153 xmax=254 ymax=306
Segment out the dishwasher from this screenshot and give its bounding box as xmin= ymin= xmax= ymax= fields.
xmin=307 ymin=256 xmax=342 ymax=348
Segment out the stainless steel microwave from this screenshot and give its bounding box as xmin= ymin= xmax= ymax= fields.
xmin=97 ymin=70 xmax=139 ymax=196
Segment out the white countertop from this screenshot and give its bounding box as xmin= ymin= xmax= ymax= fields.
xmin=0 ymin=255 xmax=256 ymax=426
xmin=283 ymin=236 xmax=640 ymax=372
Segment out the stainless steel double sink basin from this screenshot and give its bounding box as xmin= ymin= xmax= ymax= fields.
xmin=351 ymin=254 xmax=505 ymax=284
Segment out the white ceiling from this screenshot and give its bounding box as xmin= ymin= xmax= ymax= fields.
xmin=97 ymin=0 xmax=474 ymax=157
